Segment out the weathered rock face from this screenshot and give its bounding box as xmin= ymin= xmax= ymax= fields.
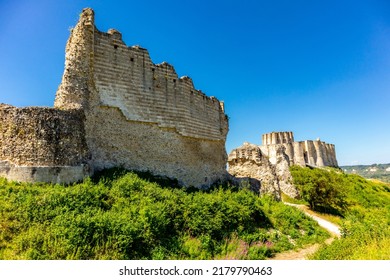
xmin=54 ymin=8 xmax=94 ymax=110
xmin=0 ymin=8 xmax=229 ymax=187
xmin=228 ymin=132 xmax=338 ymax=198
xmin=272 ymin=145 xmax=299 ymax=198
xmin=0 ymin=104 xmax=91 ymax=183
xmin=228 ymin=143 xmax=281 ymax=199
xmin=0 ymin=104 xmax=89 ymax=166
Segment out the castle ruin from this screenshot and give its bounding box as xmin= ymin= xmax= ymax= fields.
xmin=228 ymin=132 xmax=338 ymax=198
xmin=260 ymin=132 xmax=338 ymax=167
xmin=0 ymin=8 xmax=229 ymax=187
xmin=0 ymin=8 xmax=340 ymax=196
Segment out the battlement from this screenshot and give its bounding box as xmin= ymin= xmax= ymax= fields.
xmin=262 ymin=131 xmax=294 ymax=145
xmin=55 ymin=8 xmax=228 ymax=141
xmin=259 ymin=131 xmax=338 ymax=168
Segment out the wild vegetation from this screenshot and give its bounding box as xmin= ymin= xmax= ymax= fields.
xmin=0 ymin=169 xmax=328 ymax=260
xmin=290 ymin=166 xmax=348 ymax=214
xmin=290 ymin=166 xmax=390 ymax=259
xmin=2 ymin=165 xmax=388 ymax=260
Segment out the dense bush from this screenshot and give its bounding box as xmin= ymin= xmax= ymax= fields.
xmin=0 ymin=169 xmax=328 ymax=260
xmin=290 ymin=166 xmax=348 ymax=214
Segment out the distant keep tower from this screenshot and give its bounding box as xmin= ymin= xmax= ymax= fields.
xmin=260 ymin=131 xmax=338 ymax=168
xmin=262 ymin=131 xmax=294 ymax=145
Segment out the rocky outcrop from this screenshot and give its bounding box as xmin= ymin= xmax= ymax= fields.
xmin=228 ymin=132 xmax=338 ymax=199
xmin=272 ymin=145 xmax=299 ymax=198
xmin=228 ymin=142 xmax=282 ymax=199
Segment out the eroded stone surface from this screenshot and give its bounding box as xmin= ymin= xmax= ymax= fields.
xmin=0 ymin=8 xmax=228 ymax=187
xmin=260 ymin=131 xmax=338 ymax=167
xmin=228 ymin=142 xmax=281 ymax=199
xmin=228 ymin=132 xmax=338 ymax=198
xmin=0 ymin=104 xmax=89 ymax=167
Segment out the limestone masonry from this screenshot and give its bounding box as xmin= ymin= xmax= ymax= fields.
xmin=228 ymin=132 xmax=338 ymax=198
xmin=260 ymin=131 xmax=338 ymax=167
xmin=0 ymin=8 xmax=229 ymax=187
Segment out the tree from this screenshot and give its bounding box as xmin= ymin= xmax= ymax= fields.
xmin=290 ymin=166 xmax=348 ymax=214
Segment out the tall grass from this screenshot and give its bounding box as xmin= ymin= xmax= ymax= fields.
xmin=0 ymin=169 xmax=328 ymax=260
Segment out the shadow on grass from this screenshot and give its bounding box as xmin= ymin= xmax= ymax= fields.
xmin=91 ymin=167 xmax=254 ymax=194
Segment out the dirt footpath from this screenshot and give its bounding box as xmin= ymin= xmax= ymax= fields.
xmin=269 ymin=203 xmax=341 ymax=260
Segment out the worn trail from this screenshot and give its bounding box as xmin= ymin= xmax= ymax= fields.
xmin=269 ymin=203 xmax=341 ymax=260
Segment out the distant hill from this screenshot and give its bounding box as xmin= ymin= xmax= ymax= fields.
xmin=341 ymin=163 xmax=390 ymax=183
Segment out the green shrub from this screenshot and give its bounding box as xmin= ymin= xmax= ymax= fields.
xmin=0 ymin=169 xmax=328 ymax=260
xmin=290 ymin=166 xmax=348 ymax=214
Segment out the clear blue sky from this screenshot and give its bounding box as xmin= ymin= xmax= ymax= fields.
xmin=1 ymin=0 xmax=389 ymax=166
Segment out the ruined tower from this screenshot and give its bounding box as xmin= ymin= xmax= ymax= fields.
xmin=228 ymin=131 xmax=338 ymax=198
xmin=259 ymin=132 xmax=338 ymax=167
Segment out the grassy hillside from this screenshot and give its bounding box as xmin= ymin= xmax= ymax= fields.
xmin=290 ymin=166 xmax=390 ymax=260
xmin=0 ymin=169 xmax=328 ymax=260
xmin=341 ymin=163 xmax=390 ymax=183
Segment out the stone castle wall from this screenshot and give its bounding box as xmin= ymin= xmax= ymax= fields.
xmin=92 ymin=32 xmax=227 ymax=141
xmin=260 ymin=132 xmax=338 ymax=167
xmin=0 ymin=104 xmax=88 ymax=166
xmin=55 ymin=9 xmax=227 ymax=141
xmin=228 ymin=132 xmax=338 ymax=198
xmin=0 ymin=104 xmax=90 ymax=183
xmin=0 ymin=8 xmax=228 ymax=187
xmin=84 ymin=106 xmax=227 ymax=187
